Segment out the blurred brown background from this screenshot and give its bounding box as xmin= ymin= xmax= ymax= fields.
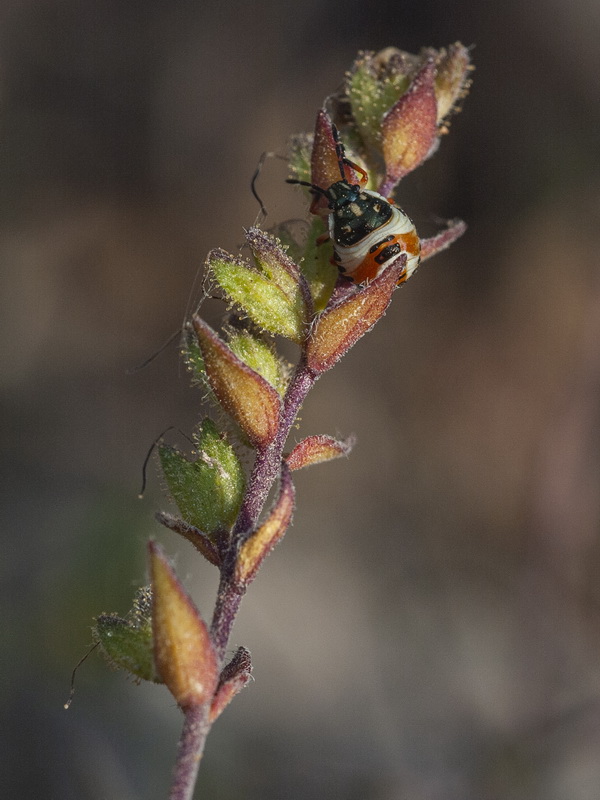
xmin=2 ymin=0 xmax=600 ymax=798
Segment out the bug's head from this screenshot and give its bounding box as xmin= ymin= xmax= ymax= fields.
xmin=324 ymin=180 xmax=362 ymax=210
xmin=286 ymin=124 xmax=368 ymax=213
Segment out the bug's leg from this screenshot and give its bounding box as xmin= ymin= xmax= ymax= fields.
xmin=420 ymin=220 xmax=467 ymax=262
xmin=331 ymin=123 xmax=369 ymax=187
xmin=309 ymin=193 xmax=322 ymax=215
xmin=345 ymin=160 xmax=368 ymax=187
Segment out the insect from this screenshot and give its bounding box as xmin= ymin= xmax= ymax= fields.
xmin=287 ymin=127 xmax=420 ymax=284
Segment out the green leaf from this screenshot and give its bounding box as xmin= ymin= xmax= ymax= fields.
xmin=159 ymin=419 xmax=245 ymax=536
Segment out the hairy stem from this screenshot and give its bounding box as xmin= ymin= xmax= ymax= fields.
xmin=170 ymin=358 xmax=317 ymax=797
xmin=210 ymin=358 xmax=316 ymax=660
xmin=169 ymin=704 xmax=211 ymax=800
xmin=233 ymin=360 xmax=316 ymax=537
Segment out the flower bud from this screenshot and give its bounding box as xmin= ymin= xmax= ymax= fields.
xmin=381 ymin=58 xmax=438 ymax=186
xmin=305 ymin=254 xmax=406 ymax=374
xmin=310 ymin=109 xmax=364 ymax=195
xmin=149 ymin=542 xmax=218 ymax=709
xmin=209 ymin=646 xmax=252 ymax=723
xmin=193 ymin=316 xmax=281 ymax=448
xmin=286 ymin=434 xmax=355 ymax=471
xmin=235 ymin=464 xmax=295 ymax=587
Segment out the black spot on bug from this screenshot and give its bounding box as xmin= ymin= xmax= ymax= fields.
xmin=374 ymin=243 xmax=402 ymax=264
xmin=369 ymin=235 xmax=395 ymax=254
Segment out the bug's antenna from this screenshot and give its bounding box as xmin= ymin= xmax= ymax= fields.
xmin=285 ymin=178 xmax=329 ymax=199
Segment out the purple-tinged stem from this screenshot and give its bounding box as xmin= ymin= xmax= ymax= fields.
xmin=231 ymin=360 xmax=316 ymax=539
xmin=172 ymin=360 xmax=318 ymax=796
xmin=210 ymin=576 xmax=245 ymax=661
xmin=209 ymin=359 xmax=316 ymax=661
xmin=168 ymin=704 xmax=211 ymax=800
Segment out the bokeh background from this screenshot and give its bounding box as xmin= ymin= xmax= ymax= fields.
xmin=2 ymin=0 xmax=600 ymax=798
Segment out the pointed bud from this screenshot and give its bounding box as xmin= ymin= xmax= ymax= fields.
xmin=155 ymin=511 xmax=221 ymax=567
xmin=235 ymin=464 xmax=295 ymax=587
xmin=381 ymin=58 xmax=438 ymax=187
xmin=286 ymin=434 xmax=356 ymax=471
xmin=158 ymin=418 xmax=245 ymax=537
xmin=208 ymin=241 xmax=307 ymax=343
xmin=310 ymin=109 xmax=363 ymax=195
xmin=192 ymin=316 xmax=281 ymax=448
xmin=209 ymin=646 xmax=252 ymax=723
xmin=93 ymin=587 xmax=159 ymax=683
xmin=149 ymin=542 xmax=218 ymax=709
xmin=420 ymin=219 xmax=467 ymax=262
xmin=305 ymin=254 xmax=406 ymax=374
xmin=435 ymin=42 xmax=472 ymax=128
xmin=228 ymin=330 xmax=288 ymax=396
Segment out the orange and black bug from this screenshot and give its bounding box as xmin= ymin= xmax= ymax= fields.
xmin=287 ymin=127 xmax=420 ymax=284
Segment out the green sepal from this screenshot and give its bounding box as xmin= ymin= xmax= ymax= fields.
xmin=299 ymin=216 xmax=338 ymax=312
xmin=246 ymin=228 xmax=309 ymax=330
xmin=347 ymin=53 xmax=410 ymax=155
xmin=209 ymin=249 xmax=306 ymax=343
xmin=228 ymin=330 xmax=288 ymax=396
xmin=287 ymin=132 xmax=313 ymax=183
xmin=182 ymin=324 xmax=206 ymax=383
xmin=93 ymin=587 xmax=160 ymax=683
xmin=159 ymin=418 xmax=245 ymax=537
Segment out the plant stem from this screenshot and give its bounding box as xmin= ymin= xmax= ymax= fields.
xmin=170 ymin=358 xmax=317 ymax=797
xmin=168 ymin=704 xmax=211 ymax=800
xmin=210 ymin=358 xmax=316 ymax=659
xmin=232 ymin=360 xmax=316 ymax=538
